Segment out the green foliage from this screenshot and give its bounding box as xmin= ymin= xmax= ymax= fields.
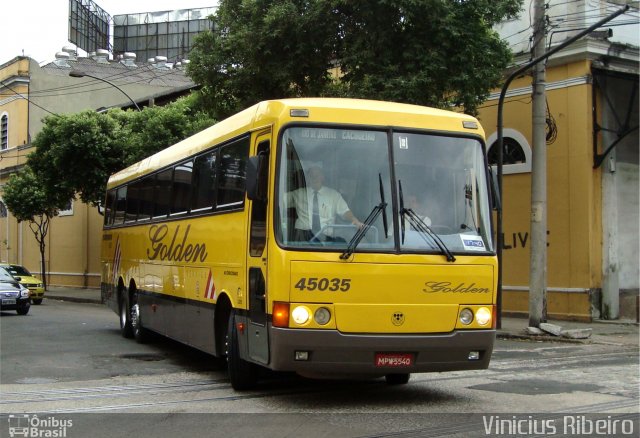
xmin=28 ymin=110 xmax=128 ymax=208
xmin=2 ymin=167 xmax=59 ymax=222
xmin=335 ymin=0 xmax=521 ymax=114
xmin=187 ymin=0 xmax=341 ymax=118
xmin=26 ymin=94 xmax=215 ymax=207
xmin=187 ymin=0 xmax=523 ymax=117
xmin=117 ymin=95 xmax=215 ymax=162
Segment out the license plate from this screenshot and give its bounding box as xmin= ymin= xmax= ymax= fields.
xmin=375 ymin=353 xmax=414 ymax=368
xmin=2 ymin=299 xmax=16 ymax=305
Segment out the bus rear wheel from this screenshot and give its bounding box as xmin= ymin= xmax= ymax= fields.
xmin=385 ymin=373 xmax=410 ymax=385
xmin=226 ymin=311 xmax=257 ymax=390
xmin=119 ymin=293 xmax=134 ymax=339
xmin=130 ymin=292 xmax=148 ymax=343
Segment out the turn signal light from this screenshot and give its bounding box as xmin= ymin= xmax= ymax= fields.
xmin=273 ymin=302 xmax=290 ymax=327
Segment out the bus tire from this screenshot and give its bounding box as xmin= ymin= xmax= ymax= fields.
xmin=385 ymin=373 xmax=410 ymax=385
xmin=130 ymin=292 xmax=148 ymax=344
xmin=119 ymin=291 xmax=134 ymax=339
xmin=226 ymin=311 xmax=257 ymax=390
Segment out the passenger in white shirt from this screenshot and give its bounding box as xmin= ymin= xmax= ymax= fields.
xmin=285 ymin=166 xmax=363 ymax=242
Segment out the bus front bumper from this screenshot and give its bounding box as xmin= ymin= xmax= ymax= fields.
xmin=268 ymin=327 xmax=495 ymax=376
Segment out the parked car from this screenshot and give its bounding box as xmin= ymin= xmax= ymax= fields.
xmin=0 ymin=266 xmax=30 ymax=315
xmin=0 ymin=263 xmax=45 ymax=304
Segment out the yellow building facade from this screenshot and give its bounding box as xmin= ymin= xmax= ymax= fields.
xmin=477 ymin=45 xmax=639 ymax=321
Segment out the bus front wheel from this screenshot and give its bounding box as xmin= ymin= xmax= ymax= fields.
xmin=226 ymin=311 xmax=257 ymax=390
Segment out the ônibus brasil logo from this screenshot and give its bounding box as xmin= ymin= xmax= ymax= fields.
xmin=7 ymin=415 xmax=73 ymax=438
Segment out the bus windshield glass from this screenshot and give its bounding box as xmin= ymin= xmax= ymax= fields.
xmin=277 ymin=127 xmax=393 ymax=251
xmin=394 ymin=132 xmax=494 ymax=254
xmin=275 ymin=126 xmax=493 ymax=254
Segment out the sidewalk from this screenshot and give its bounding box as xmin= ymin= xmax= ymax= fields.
xmin=43 ymin=286 xmax=639 ymax=347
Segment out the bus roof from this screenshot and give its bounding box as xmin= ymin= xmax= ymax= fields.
xmin=107 ymin=98 xmax=483 ymax=188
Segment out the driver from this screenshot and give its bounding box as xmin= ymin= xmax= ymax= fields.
xmin=286 ymin=165 xmax=363 ymax=241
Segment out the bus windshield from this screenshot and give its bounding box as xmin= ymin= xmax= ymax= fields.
xmin=275 ymin=126 xmax=493 ymax=255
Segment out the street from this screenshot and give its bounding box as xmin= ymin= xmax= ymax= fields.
xmin=1 ymin=300 xmax=638 ymax=437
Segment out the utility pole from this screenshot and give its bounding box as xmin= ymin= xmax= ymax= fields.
xmin=529 ymin=0 xmax=548 ymax=327
xmin=495 ymin=4 xmax=628 ymax=330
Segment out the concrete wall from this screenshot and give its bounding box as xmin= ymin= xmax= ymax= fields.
xmin=600 ymin=70 xmax=639 ymax=320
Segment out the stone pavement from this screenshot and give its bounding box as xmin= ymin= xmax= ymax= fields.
xmin=43 ymin=286 xmax=639 ymax=347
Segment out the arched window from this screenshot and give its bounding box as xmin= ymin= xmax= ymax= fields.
xmin=1 ymin=113 xmax=8 ymax=150
xmin=485 ymin=128 xmax=532 ymax=174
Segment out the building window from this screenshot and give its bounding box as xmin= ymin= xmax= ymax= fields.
xmin=486 ymin=128 xmax=532 ymax=174
xmin=0 ymin=200 xmax=7 ymax=218
xmin=59 ymin=200 xmax=74 ymax=217
xmin=1 ymin=113 xmax=8 ymax=150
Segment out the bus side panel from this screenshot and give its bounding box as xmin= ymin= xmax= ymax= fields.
xmin=183 ymin=266 xmax=217 ymax=354
xmin=134 ymin=214 xmax=247 ymax=353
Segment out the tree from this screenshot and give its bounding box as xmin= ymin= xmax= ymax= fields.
xmin=187 ymin=0 xmax=342 ymax=118
xmin=2 ymin=168 xmax=63 ymax=290
xmin=28 ymin=94 xmax=215 ymax=207
xmin=187 ymin=0 xmax=522 ymax=117
xmin=28 ymin=110 xmax=129 ymax=208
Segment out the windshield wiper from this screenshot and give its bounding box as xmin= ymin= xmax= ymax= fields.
xmin=403 ymin=209 xmax=456 ymax=262
xmin=340 ymin=174 xmax=388 ymax=260
xmin=398 ymin=180 xmax=456 ymax=262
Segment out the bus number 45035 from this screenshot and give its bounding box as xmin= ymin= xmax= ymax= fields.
xmin=294 ymin=277 xmax=351 ymax=292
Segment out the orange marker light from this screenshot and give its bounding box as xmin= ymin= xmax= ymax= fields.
xmin=273 ymin=302 xmax=290 ymax=328
xmin=491 ymin=305 xmax=497 ymax=329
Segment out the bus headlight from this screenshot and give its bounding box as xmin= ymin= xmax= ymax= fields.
xmin=475 ymin=307 xmax=492 ymax=326
xmin=314 ymin=307 xmax=331 ymax=325
xmin=291 ymin=306 xmax=310 ymax=325
xmin=459 ymin=308 xmax=474 ymax=325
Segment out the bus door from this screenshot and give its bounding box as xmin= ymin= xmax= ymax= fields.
xmin=246 ymin=133 xmax=270 ymax=364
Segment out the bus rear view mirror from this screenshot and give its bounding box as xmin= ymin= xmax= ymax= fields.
xmin=247 ymin=151 xmax=268 ymax=201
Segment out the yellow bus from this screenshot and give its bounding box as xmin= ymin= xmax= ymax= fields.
xmin=101 ymin=98 xmax=498 ymax=389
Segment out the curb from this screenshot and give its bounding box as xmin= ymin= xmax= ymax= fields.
xmin=496 ymin=332 xmax=587 ymax=344
xmin=44 ymin=295 xmax=103 ymax=305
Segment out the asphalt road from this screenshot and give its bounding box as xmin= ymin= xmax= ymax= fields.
xmin=1 ymin=300 xmax=638 ymax=438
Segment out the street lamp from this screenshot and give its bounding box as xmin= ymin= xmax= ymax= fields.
xmin=69 ymin=70 xmax=141 ymax=111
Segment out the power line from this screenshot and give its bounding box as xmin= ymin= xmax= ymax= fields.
xmin=2 ymin=65 xmax=191 ymax=100
xmin=0 ymin=80 xmax=58 ymax=117
xmin=26 ymin=63 xmax=187 ymax=97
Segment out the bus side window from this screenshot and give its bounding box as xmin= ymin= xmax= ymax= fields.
xmin=138 ymin=175 xmax=155 ymax=221
xmin=171 ymin=160 xmax=194 ymax=215
xmin=125 ymin=182 xmax=140 ymax=223
xmin=154 ymin=168 xmax=173 ymax=218
xmin=250 ymin=141 xmax=269 ymax=257
xmin=191 ymin=151 xmax=217 ymax=212
xmin=217 ymin=137 xmax=250 ymax=209
xmin=114 ymin=186 xmax=127 ymax=225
